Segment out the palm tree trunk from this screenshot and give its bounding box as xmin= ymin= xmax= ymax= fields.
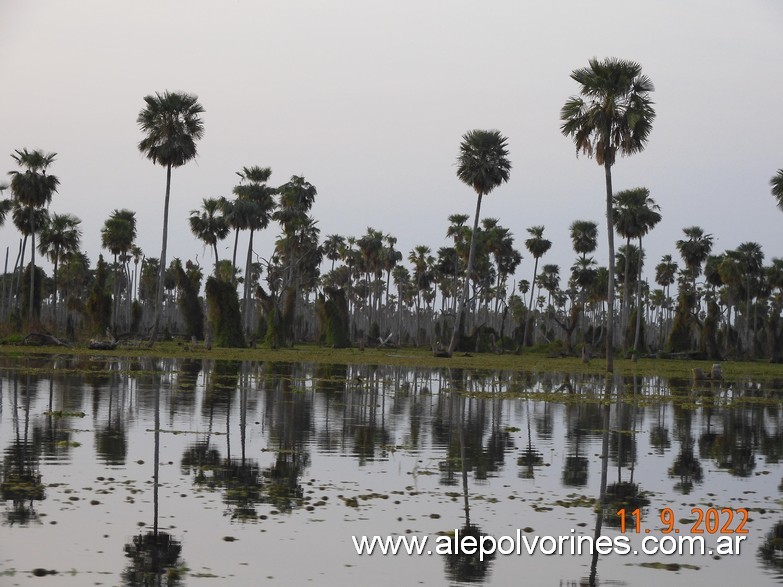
xmin=232 ymin=229 xmax=240 ymax=272
xmin=523 ymin=257 xmax=540 ymax=348
xmin=29 ymin=206 xmax=36 ymax=322
xmin=604 ymin=161 xmax=616 ymax=373
xmin=632 ymin=236 xmax=644 ymax=359
xmin=621 ymin=237 xmax=631 ymax=351
xmin=1 ymin=246 xmax=8 ymax=321
xmin=447 ymin=193 xmax=483 ymax=355
xmin=14 ymin=236 xmax=26 ymax=308
xmin=243 ymin=228 xmax=255 ymax=335
xmin=150 ymin=163 xmax=172 ymax=345
xmin=52 ymin=248 xmax=60 ymax=331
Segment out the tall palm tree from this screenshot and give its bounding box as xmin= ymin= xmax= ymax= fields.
xmin=569 ymin=220 xmax=599 ymax=339
xmin=561 ymin=57 xmax=655 ymax=372
xmin=10 ymin=204 xmax=49 ymax=311
xmin=447 ymin=130 xmax=511 ymax=355
xmin=380 ymin=234 xmax=402 ymax=308
xmin=735 ymin=241 xmax=764 ymax=349
xmin=38 ymin=213 xmax=81 ymax=328
xmin=8 ymin=148 xmax=60 ymax=321
xmin=655 ymin=254 xmax=678 ymax=342
xmin=612 ymin=187 xmax=661 ymax=353
xmin=101 ymin=209 xmax=137 ymax=330
xmin=189 ymin=197 xmax=229 ymax=277
xmin=675 ymin=226 xmax=713 ymax=287
xmin=137 ymin=90 xmax=205 ymax=342
xmin=235 ymin=166 xmax=277 ymax=333
xmin=523 ymin=225 xmax=551 ymax=347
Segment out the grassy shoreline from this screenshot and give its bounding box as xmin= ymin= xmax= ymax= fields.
xmin=3 ymin=341 xmax=783 ymax=380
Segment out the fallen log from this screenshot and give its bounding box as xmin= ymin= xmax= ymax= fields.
xmin=24 ymin=332 xmax=72 ymax=347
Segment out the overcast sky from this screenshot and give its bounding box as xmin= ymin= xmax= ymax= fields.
xmin=1 ymin=0 xmax=781 ymax=292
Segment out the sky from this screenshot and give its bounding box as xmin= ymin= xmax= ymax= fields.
xmin=1 ymin=0 xmax=782 ymax=294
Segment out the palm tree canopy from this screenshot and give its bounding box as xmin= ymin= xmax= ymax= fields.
xmin=676 ymin=226 xmax=713 ymax=277
xmin=189 ymin=197 xmax=229 ymax=248
xmin=771 ymin=169 xmax=783 ymax=212
xmin=38 ymin=213 xmax=82 ymax=263
xmin=8 ymin=148 xmax=59 ymax=208
xmin=231 ymin=166 xmax=278 ymax=232
xmin=456 ymin=130 xmax=511 ymax=197
xmin=655 ymin=254 xmax=678 ymax=287
xmin=12 ymin=203 xmax=49 ymax=236
xmin=569 ymin=220 xmax=598 ymax=256
xmin=613 ymin=187 xmax=662 ymax=240
xmin=277 ymin=175 xmax=317 ymax=214
xmin=524 ymin=225 xmax=552 ymax=259
xmin=276 ymin=175 xmax=316 ymax=233
xmin=101 ymin=209 xmax=137 ymax=257
xmin=137 ymin=91 xmax=205 ymax=168
xmin=560 ymin=57 xmax=655 ymax=167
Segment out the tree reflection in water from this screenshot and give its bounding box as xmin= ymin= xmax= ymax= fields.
xmin=759 ymin=519 xmax=783 ymax=579
xmin=2 ymin=372 xmax=45 ymax=526
xmin=518 ymin=399 xmax=543 ymax=479
xmin=443 ymin=381 xmax=496 ymax=584
xmin=603 ymin=376 xmax=649 ymax=530
xmin=122 ymin=376 xmax=185 ymax=585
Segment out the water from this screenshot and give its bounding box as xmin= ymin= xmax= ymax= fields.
xmin=1 ymin=355 xmax=783 ymax=586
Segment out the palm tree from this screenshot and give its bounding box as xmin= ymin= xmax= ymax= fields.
xmin=101 ymin=209 xmax=137 ymax=330
xmin=38 ymin=213 xmax=81 ymax=328
xmin=561 ymin=57 xmax=655 ymax=372
xmin=735 ymin=241 xmax=764 ymax=350
xmin=523 ymin=225 xmax=551 ymax=347
xmin=771 ymin=169 xmax=783 ymax=211
xmin=10 ymin=204 xmax=49 ymax=311
xmin=655 ymin=254 xmax=678 ymax=342
xmin=380 ymin=234 xmax=402 ymax=309
xmin=137 ymin=90 xmax=205 ymax=343
xmin=234 ymin=166 xmax=277 ymax=333
xmin=323 ymin=234 xmax=346 ymax=272
xmin=189 ymin=197 xmax=229 ymax=277
xmin=569 ymin=220 xmax=599 ymax=339
xmin=447 ymin=130 xmax=511 ymax=355
xmin=446 ymin=213 xmax=471 ymax=313
xmin=675 ymin=226 xmax=713 ymax=287
xmin=8 ymin=149 xmax=60 ymax=321
xmin=612 ymin=187 xmax=661 ymax=354
xmin=570 ymin=220 xmax=598 ymax=261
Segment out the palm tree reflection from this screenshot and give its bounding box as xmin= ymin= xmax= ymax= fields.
xmin=122 ymin=380 xmax=184 ymax=585
xmin=2 ymin=372 xmax=45 ymax=526
xmin=442 ymin=374 xmax=496 ymax=584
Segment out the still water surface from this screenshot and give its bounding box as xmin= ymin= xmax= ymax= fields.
xmin=2 ymin=355 xmax=783 ymax=586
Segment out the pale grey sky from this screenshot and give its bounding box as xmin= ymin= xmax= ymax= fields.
xmin=1 ymin=0 xmax=781 ymax=291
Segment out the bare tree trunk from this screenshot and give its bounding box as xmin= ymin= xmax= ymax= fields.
xmin=604 ymin=161 xmax=616 ymax=373
xmin=150 ymin=164 xmax=172 ymax=345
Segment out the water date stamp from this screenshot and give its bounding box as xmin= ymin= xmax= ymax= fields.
xmin=618 ymin=507 xmax=749 ymax=535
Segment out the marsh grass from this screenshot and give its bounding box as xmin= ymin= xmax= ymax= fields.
xmin=2 ymin=341 xmax=783 ymax=383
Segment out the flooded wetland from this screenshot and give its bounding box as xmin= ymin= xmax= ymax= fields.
xmin=2 ymin=354 xmax=783 ymax=586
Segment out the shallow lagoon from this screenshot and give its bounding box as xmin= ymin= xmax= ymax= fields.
xmin=2 ymin=355 xmax=783 ymax=586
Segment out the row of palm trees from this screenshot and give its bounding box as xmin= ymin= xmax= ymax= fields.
xmin=1 ymin=157 xmax=780 ymax=360
xmin=2 ymin=59 xmax=782 ymax=361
